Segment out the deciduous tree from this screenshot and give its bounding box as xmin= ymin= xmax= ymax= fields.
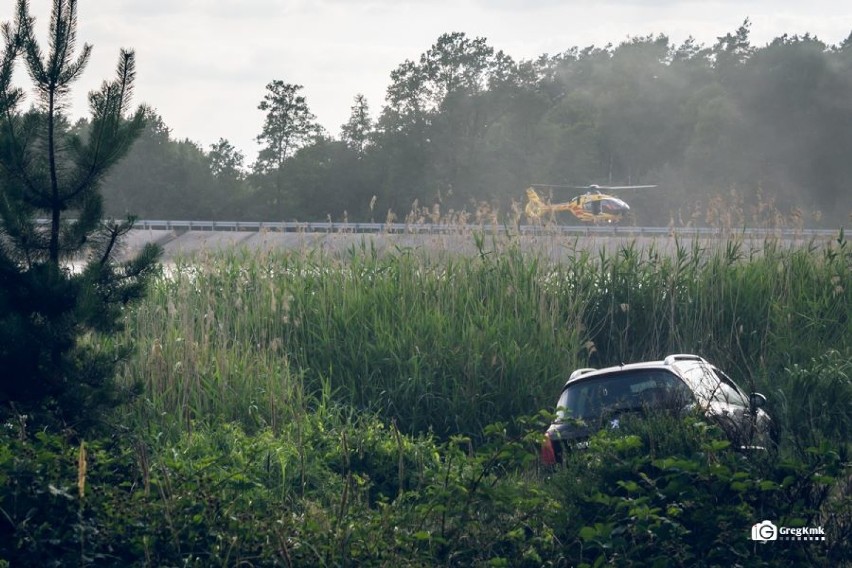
xmin=209 ymin=137 xmax=245 ymax=180
xmin=254 ymin=80 xmax=321 ymax=174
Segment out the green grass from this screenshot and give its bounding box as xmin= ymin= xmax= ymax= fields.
xmin=115 ymin=231 xmax=850 ymax=441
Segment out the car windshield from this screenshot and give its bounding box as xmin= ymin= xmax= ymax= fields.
xmin=556 ymin=369 xmax=692 ymax=422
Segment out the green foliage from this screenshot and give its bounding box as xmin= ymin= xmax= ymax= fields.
xmin=0 ymin=409 xmax=561 ymax=566
xmin=254 ymin=81 xmax=322 ymax=175
xmin=117 ymin=235 xmax=849 ymax=442
xmin=100 ymin=110 xmax=249 ymax=220
xmin=772 ymin=349 xmax=852 ymax=455
xmin=1 ymin=404 xmax=847 ymax=565
xmin=573 ymin=234 xmax=851 ymax=379
xmin=552 ymin=414 xmax=849 ymax=567
xmin=1 ymin=9 xmax=850 ymax=565
xmin=0 ymin=1 xmax=161 ymax=431
xmin=0 ymin=424 xmax=142 ymax=565
xmin=340 ymin=93 xmax=373 ymax=154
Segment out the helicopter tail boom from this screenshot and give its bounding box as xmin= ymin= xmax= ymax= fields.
xmin=525 ymin=187 xmax=583 ymax=219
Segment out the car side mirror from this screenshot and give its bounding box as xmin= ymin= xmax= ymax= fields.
xmin=749 ymin=392 xmax=767 ymax=410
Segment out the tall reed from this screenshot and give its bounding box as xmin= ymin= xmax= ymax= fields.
xmin=114 ymin=232 xmax=850 ymax=439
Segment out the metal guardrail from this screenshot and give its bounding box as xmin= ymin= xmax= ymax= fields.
xmin=34 ymin=219 xmax=842 ymax=238
xmin=128 ymin=220 xmax=842 ymax=239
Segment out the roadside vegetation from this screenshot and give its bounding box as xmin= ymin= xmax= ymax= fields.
xmin=2 ymin=233 xmax=849 ymax=566
xmin=121 ymin=232 xmax=849 ymax=441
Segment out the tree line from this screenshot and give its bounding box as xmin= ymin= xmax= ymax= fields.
xmin=93 ymin=22 xmax=852 ymax=227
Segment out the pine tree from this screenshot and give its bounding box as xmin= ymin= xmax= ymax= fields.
xmin=340 ymin=93 xmax=372 ymax=155
xmin=0 ymin=0 xmax=161 ymax=431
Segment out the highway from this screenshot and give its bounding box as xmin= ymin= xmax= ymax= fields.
xmin=129 ymin=219 xmax=840 ymax=238
xmin=114 ymin=220 xmax=842 ymax=261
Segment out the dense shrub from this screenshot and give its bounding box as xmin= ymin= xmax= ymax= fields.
xmin=0 ymin=410 xmax=563 ymax=566
xmin=551 ymin=415 xmax=849 ymax=566
xmin=1 ymin=405 xmax=848 ymax=566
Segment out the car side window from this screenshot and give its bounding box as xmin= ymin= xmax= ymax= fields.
xmin=709 ymin=368 xmax=749 ymax=407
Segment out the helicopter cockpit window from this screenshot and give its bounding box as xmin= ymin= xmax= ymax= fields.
xmin=601 ymin=199 xmax=625 ymax=213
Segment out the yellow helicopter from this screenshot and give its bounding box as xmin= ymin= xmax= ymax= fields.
xmin=524 ymin=183 xmax=658 ymax=224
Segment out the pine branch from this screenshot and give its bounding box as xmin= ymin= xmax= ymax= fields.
xmin=115 ymin=49 xmax=136 ymax=115
xmin=0 ymin=106 xmax=50 ymax=206
xmin=18 ymin=1 xmax=46 ymax=92
xmin=69 ymin=49 xmax=145 ymax=200
xmin=97 ymin=219 xmax=120 ymax=267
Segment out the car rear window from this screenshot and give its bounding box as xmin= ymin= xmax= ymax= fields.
xmin=556 ymin=369 xmax=692 ymax=421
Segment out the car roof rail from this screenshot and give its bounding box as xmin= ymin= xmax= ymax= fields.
xmin=568 ymin=368 xmax=596 ymax=381
xmin=664 ymin=354 xmax=707 ymax=366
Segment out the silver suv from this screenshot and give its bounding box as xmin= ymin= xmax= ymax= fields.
xmin=541 ymin=354 xmax=774 ymax=464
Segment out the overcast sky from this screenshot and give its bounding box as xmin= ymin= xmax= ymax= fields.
xmin=1 ymin=1 xmax=849 ymax=162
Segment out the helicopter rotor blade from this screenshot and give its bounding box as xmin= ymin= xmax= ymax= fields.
xmin=528 ymin=183 xmax=659 ymax=193
xmin=530 ymin=184 xmax=576 ymax=189
xmin=597 ymin=185 xmax=658 ymax=190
